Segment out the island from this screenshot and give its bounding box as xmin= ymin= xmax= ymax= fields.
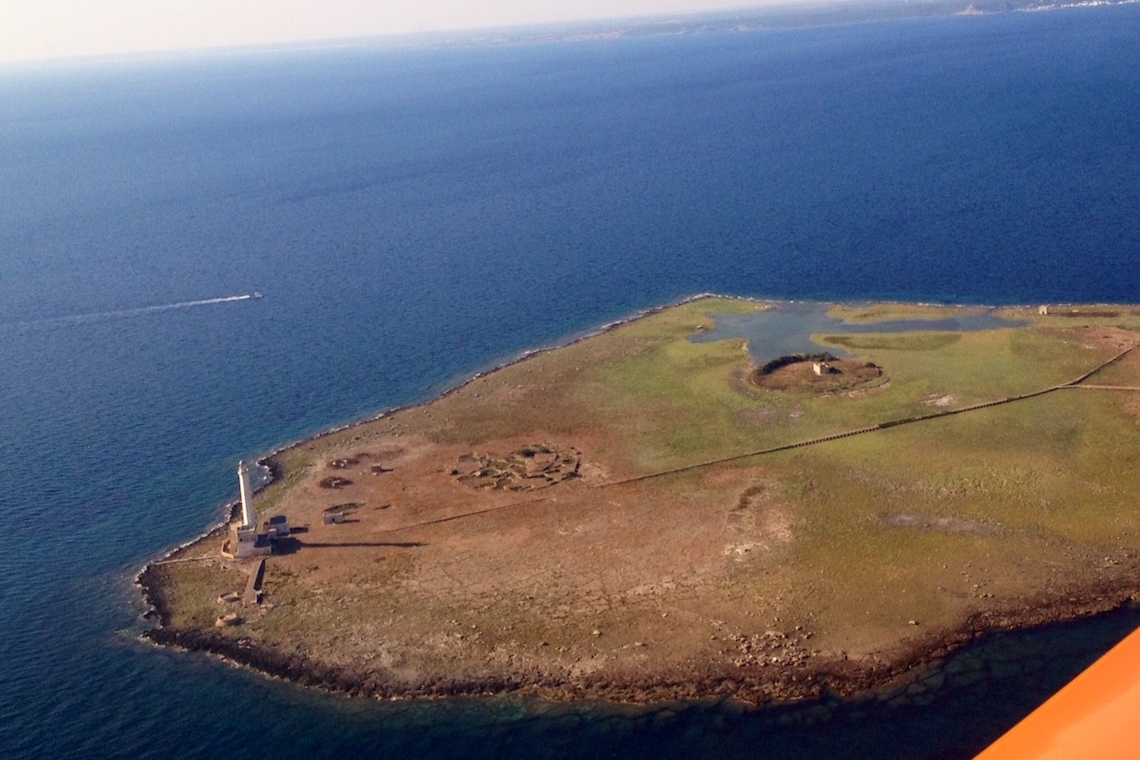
xmin=139 ymin=297 xmax=1140 ymax=704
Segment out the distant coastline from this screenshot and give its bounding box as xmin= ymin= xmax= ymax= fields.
xmin=15 ymin=0 xmax=1136 ymax=69
xmin=403 ymin=0 xmax=1140 ymax=50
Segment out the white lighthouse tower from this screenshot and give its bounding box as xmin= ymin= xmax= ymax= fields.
xmin=238 ymin=460 xmax=256 ymax=528
xmin=228 ymin=460 xmax=271 ymax=558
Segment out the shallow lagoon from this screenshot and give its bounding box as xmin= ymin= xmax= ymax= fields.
xmin=693 ymin=302 xmax=1026 ymax=361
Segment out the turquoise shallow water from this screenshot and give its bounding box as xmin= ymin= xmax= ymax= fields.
xmin=2 ymin=7 xmax=1140 ymax=758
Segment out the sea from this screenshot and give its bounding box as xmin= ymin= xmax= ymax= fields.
xmin=2 ymin=6 xmax=1140 ymax=759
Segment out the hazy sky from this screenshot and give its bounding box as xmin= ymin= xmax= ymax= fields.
xmin=0 ymin=1 xmax=805 ymax=64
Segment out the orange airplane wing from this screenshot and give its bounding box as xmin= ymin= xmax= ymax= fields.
xmin=974 ymin=623 xmax=1140 ymax=759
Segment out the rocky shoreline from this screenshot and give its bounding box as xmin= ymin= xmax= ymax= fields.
xmin=138 ymin=557 xmax=1140 ymax=704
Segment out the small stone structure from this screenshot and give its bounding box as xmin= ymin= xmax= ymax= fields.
xmin=264 ymin=514 xmax=290 ymax=538
xmin=453 ymin=444 xmax=581 ymax=492
xmin=813 ymin=361 xmax=833 ymax=376
xmin=242 ymin=558 xmax=266 ymax=607
xmin=214 ymin=612 xmax=241 ymax=627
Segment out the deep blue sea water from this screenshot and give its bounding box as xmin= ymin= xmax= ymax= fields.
xmin=3 ymin=7 xmax=1140 ymax=758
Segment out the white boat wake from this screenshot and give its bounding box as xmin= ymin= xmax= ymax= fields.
xmin=1 ymin=293 xmax=263 ymax=331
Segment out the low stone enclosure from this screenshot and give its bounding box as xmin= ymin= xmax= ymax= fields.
xmin=751 ymin=353 xmax=883 ymax=393
xmin=452 ymin=444 xmax=581 ymax=492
